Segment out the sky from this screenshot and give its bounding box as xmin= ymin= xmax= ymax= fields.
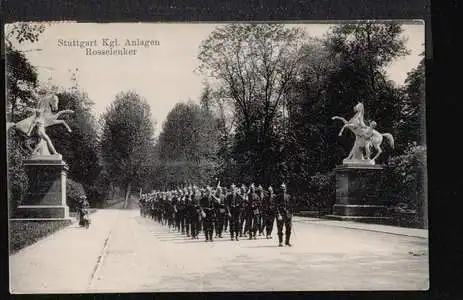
xmin=8 ymin=22 xmax=424 ymax=135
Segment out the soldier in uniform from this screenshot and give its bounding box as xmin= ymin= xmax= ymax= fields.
xmin=256 ymin=185 xmax=266 ymax=236
xmin=179 ymin=187 xmax=186 ymax=234
xmin=172 ymin=190 xmax=180 ymax=231
xmin=189 ymin=186 xmax=200 ymax=239
xmin=247 ymin=183 xmax=260 ymax=239
xmin=223 ymin=187 xmax=229 ymax=233
xmin=275 ymin=183 xmax=293 ymax=247
xmin=201 ymin=186 xmax=216 ymax=242
xmin=238 ymin=184 xmax=248 ymax=237
xmin=194 ymin=186 xmax=203 ymax=238
xmin=184 ymin=186 xmax=192 ymax=237
xmin=226 ymin=183 xmax=241 ymax=241
xmin=139 ymin=194 xmax=145 ymax=217
xmin=149 ymin=193 xmax=155 ymax=220
xmin=214 ymin=186 xmax=226 ymax=238
xmin=263 ymin=185 xmax=276 ymax=239
xmin=166 ymin=191 xmax=175 ymax=229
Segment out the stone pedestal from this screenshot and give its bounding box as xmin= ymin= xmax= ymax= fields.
xmin=14 ymin=155 xmax=70 ymax=220
xmin=326 ymin=164 xmax=392 ymax=224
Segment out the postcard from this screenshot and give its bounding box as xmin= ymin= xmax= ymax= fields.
xmin=6 ymin=21 xmax=427 ymax=293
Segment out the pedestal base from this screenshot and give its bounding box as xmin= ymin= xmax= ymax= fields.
xmin=330 ymin=164 xmax=390 ymax=224
xmin=14 ymin=157 xmax=70 ymax=220
xmin=323 ymin=214 xmax=393 ymax=225
xmin=14 ymin=205 xmax=70 ymax=219
xmin=333 ymin=204 xmax=388 ymax=217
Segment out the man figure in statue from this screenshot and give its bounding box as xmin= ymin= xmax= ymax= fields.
xmin=275 ymin=183 xmax=293 ymax=247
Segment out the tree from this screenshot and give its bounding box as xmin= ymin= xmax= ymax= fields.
xmin=6 ymin=49 xmax=39 ymax=122
xmin=398 ymin=56 xmax=425 ymax=147
xmin=5 ymin=22 xmax=48 ymax=122
xmin=197 ymin=24 xmax=307 ymax=185
xmin=5 ymin=22 xmax=47 ymax=45
xmin=157 ymin=99 xmax=220 ymax=187
xmin=100 ymin=91 xmax=156 ymax=208
xmin=283 ymin=38 xmax=341 ymax=192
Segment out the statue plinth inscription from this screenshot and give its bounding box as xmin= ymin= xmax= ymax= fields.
xmin=15 ymin=156 xmax=70 ymax=219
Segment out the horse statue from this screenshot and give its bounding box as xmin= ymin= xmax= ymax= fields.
xmin=6 ymin=90 xmax=74 ymax=157
xmin=332 ymin=102 xmax=394 ymax=164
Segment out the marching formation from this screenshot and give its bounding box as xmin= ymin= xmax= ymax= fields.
xmin=139 ymin=183 xmax=294 ymax=247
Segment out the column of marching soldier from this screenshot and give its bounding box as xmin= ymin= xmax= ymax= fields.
xmin=138 ymin=183 xmax=294 ymax=247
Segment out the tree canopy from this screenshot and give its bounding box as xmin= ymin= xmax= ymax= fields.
xmin=100 ymin=90 xmax=156 ymax=207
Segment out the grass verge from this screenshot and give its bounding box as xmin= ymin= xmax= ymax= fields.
xmin=9 ymin=219 xmax=72 ymax=255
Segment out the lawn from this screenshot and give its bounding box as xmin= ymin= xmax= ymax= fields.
xmin=9 ymin=219 xmax=72 ymax=255
xmin=9 ymin=209 xmax=97 ymax=255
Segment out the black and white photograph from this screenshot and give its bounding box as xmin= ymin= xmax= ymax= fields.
xmin=6 ymin=21 xmax=427 ymax=293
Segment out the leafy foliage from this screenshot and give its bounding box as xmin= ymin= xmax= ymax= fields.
xmin=5 ymin=22 xmax=47 ymax=45
xmin=383 ymin=144 xmax=427 ymax=207
xmin=100 ymin=91 xmax=156 ymax=205
xmin=7 ymin=131 xmax=29 ymax=217
xmin=66 ymin=179 xmax=86 ymax=211
xmin=6 ymin=48 xmax=39 ymax=122
xmin=397 ymin=57 xmax=425 ymax=149
xmin=198 ymin=24 xmax=308 ymax=186
xmin=156 ymin=98 xmax=220 ymax=188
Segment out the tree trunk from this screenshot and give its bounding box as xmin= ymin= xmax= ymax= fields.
xmin=110 ymin=183 xmax=115 ymax=200
xmin=124 ymin=181 xmax=132 ymax=209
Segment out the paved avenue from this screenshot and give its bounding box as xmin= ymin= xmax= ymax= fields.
xmin=9 ymin=208 xmax=429 ymax=293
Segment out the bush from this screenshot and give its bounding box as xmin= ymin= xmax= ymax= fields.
xmin=304 ymin=171 xmax=336 ymax=214
xmin=9 ymin=219 xmax=72 ymax=254
xmin=7 ymin=131 xmax=29 ymax=217
xmin=66 ymin=178 xmax=86 ymax=211
xmin=383 ymin=144 xmax=427 ymax=227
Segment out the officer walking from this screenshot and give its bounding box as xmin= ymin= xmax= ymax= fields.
xmin=275 ymin=183 xmax=293 ymax=247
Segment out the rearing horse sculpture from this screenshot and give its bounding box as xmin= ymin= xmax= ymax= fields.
xmin=332 ymin=102 xmax=394 ymax=163
xmin=7 ymin=92 xmax=74 ymax=156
